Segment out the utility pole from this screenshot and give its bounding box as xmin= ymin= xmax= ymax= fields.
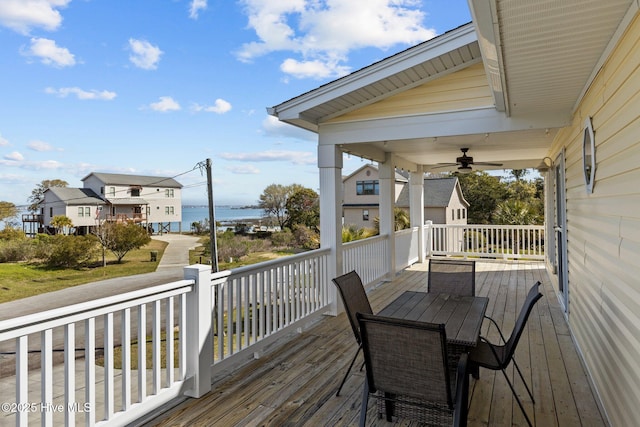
xmin=206 ymin=158 xmax=219 ymax=272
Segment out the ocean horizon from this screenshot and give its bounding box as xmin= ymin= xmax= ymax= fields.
xmin=181 ymin=205 xmax=264 ymax=230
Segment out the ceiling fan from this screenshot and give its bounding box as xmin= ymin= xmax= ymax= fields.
xmin=432 ymin=148 xmax=503 ymax=173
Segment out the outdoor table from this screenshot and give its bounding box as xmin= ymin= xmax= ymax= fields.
xmin=379 ymin=291 xmax=488 ymax=361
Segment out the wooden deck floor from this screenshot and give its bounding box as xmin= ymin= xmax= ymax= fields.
xmin=144 ymin=261 xmax=606 ymax=426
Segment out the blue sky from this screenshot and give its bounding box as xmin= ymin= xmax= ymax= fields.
xmin=0 ymin=0 xmax=471 ymax=208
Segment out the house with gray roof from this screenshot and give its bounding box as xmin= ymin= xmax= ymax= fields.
xmin=342 ymin=164 xmax=468 ymax=229
xmin=39 ymin=172 xmax=183 ymax=234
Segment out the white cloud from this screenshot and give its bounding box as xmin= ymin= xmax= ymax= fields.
xmin=128 ymin=38 xmax=163 ymax=70
xmin=261 ymin=115 xmax=315 ymax=141
xmin=219 ymin=149 xmax=316 ymax=165
xmin=4 ymin=151 xmax=24 ymax=161
xmin=189 ymin=0 xmax=207 ymax=19
xmin=25 ymin=37 xmax=75 ymax=67
xmin=0 ymin=134 xmax=9 ymax=146
xmin=0 ymin=0 xmax=70 ymax=35
xmin=192 ymin=98 xmax=232 ymax=114
xmin=237 ymin=0 xmax=436 ymax=79
xmin=227 ymin=164 xmax=261 ymax=174
xmin=148 ymin=96 xmax=181 ymax=112
xmin=45 ymin=86 xmax=117 ymax=100
xmin=27 ymin=140 xmax=56 ymax=152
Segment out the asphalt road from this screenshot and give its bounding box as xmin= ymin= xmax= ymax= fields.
xmin=0 ymin=233 xmax=201 ymax=374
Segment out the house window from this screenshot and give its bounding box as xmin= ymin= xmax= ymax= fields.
xmin=131 ymin=188 xmax=141 ymax=197
xmin=49 ymin=207 xmax=53 ymax=217
xmin=457 ymin=209 xmax=461 ymax=220
xmin=100 ymin=187 xmax=104 ymax=195
xmin=77 ymin=207 xmax=90 ymax=217
xmin=146 ymin=206 xmax=151 ymax=215
xmin=363 ymin=209 xmax=369 ymax=221
xmin=356 ymin=180 xmax=379 ymax=195
xmin=78 ymin=207 xmax=84 ymax=217
xmin=451 ymin=210 xmax=454 ymax=220
xmin=165 ymin=189 xmax=174 ymax=198
xmin=462 ymin=209 xmax=466 ymax=219
xmin=165 ymin=206 xmax=174 ymax=215
xmin=109 ymin=187 xmax=115 ymax=197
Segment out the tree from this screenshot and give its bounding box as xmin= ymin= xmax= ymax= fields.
xmin=373 ymin=207 xmax=412 ymax=233
xmin=258 ymin=183 xmax=305 ymax=229
xmin=0 ymin=201 xmax=18 ymax=225
xmin=28 ymin=179 xmax=68 ymax=212
xmin=454 ymin=171 xmax=508 ymax=224
xmin=285 ymin=187 xmax=319 ymax=230
xmin=98 ymin=222 xmax=151 ymax=263
xmin=50 ymin=215 xmax=73 ymax=234
xmin=510 ymin=169 xmax=528 ymax=182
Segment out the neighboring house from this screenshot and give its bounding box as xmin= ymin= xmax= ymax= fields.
xmin=41 ymin=187 xmax=106 ymax=234
xmin=38 ymin=172 xmax=183 ymax=234
xmin=341 ymin=164 xmax=407 ymax=228
xmin=269 ymin=1 xmax=640 ymax=424
xmin=342 ymin=164 xmax=468 ymax=229
xmin=396 ymin=177 xmax=469 ymax=225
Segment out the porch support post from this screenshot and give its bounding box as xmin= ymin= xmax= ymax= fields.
xmin=183 ymin=264 xmax=213 ymax=398
xmin=318 ymin=143 xmax=343 ymax=315
xmin=410 ymin=167 xmax=426 ymax=263
xmin=379 ymin=154 xmax=396 ymax=279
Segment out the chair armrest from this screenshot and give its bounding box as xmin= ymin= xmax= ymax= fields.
xmin=483 ymin=315 xmax=508 ymax=344
xmin=454 ymin=353 xmax=469 ymax=427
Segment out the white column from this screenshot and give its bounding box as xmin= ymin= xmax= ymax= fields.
xmin=318 ymin=143 xmax=343 ymax=315
xmin=183 ymin=264 xmax=213 ymax=398
xmin=378 ymin=154 xmax=395 ymax=278
xmin=410 ymin=168 xmax=426 ymax=263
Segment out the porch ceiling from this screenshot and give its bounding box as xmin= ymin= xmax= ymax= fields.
xmin=269 ymin=0 xmax=634 ymax=173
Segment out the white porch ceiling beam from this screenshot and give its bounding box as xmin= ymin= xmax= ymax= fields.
xmin=317 ymin=107 xmax=569 ymax=145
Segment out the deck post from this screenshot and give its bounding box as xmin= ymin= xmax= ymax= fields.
xmin=318 ymin=143 xmax=343 ymax=315
xmin=410 ymin=168 xmax=426 ymax=263
xmin=379 ymin=154 xmax=396 ymax=278
xmin=183 ymin=264 xmax=213 ymax=398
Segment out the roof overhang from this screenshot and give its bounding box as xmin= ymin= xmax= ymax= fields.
xmin=269 ymin=0 xmax=636 ymax=172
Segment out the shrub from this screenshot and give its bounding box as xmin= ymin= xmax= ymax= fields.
xmin=270 ymin=229 xmax=295 ymax=248
xmin=0 ymin=240 xmax=34 ymax=262
xmin=0 ymin=227 xmax=26 ymax=241
xmin=292 ymin=225 xmax=319 ymax=250
xmin=46 ymin=235 xmax=98 ymax=268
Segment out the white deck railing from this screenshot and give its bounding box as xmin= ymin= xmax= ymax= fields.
xmin=0 ymin=281 xmax=193 ymax=426
xmin=342 ymin=234 xmax=389 ymax=287
xmin=0 ymin=223 xmax=544 ymax=426
xmin=429 ymin=224 xmax=545 ymax=260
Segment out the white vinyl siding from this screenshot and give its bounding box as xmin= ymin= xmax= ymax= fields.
xmin=328 ymin=63 xmax=493 ymax=123
xmin=549 ymin=12 xmax=640 ymax=427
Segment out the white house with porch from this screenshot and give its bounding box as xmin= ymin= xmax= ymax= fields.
xmin=268 ymin=1 xmax=640 ymax=424
xmin=3 ymin=1 xmax=640 ymax=426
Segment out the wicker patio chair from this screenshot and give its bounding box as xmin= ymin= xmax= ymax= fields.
xmin=468 ymin=281 xmax=543 ymax=427
xmin=428 ymin=258 xmax=476 ymax=296
xmin=332 ymin=270 xmax=373 ymax=396
xmin=357 ymin=313 xmax=469 ymax=427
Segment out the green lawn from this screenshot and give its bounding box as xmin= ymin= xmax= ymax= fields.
xmin=0 ymin=239 xmax=168 ymax=304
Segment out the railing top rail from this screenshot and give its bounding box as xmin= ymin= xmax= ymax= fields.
xmin=430 ymin=223 xmax=544 ymax=229
xmin=342 ymin=233 xmax=388 ymax=249
xmin=223 ymin=247 xmax=331 ymax=277
xmin=0 ymin=279 xmax=193 ymax=335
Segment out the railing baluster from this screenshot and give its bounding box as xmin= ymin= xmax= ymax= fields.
xmin=41 ymin=329 xmax=53 ymax=426
xmin=65 ymin=323 xmax=75 ymax=427
xmin=152 ymin=300 xmax=161 ymax=394
xmin=16 ymin=335 xmax=28 ymax=427
xmin=165 ymin=297 xmax=174 ymax=386
xmin=104 ymin=313 xmax=114 ymax=420
xmin=85 ymin=318 xmax=95 ymax=427
xmin=137 ymin=304 xmax=146 ymax=402
xmin=122 ymin=308 xmax=131 ymax=410
xmin=179 ymin=294 xmax=187 ymax=381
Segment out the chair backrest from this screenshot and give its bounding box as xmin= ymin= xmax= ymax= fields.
xmin=428 ymin=259 xmax=476 ymax=296
xmin=357 ymin=312 xmax=453 ymax=407
xmin=503 ymin=281 xmax=543 ymax=364
xmin=332 ymin=270 xmax=373 ymax=344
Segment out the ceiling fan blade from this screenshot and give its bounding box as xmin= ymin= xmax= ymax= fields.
xmin=431 ymin=163 xmax=458 ymax=169
xmin=474 ymin=162 xmax=503 ymax=166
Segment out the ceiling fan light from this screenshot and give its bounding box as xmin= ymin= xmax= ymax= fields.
xmin=457 ymin=165 xmax=473 ymax=174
